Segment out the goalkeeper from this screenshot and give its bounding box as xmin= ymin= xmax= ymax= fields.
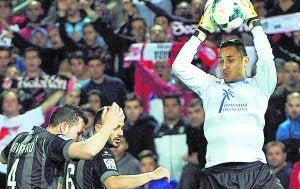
xmin=172 ymin=0 xmax=283 ymax=188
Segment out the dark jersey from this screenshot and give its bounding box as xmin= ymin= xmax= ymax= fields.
xmin=63 ymin=147 xmax=119 ymax=189
xmin=1 ymin=126 xmax=74 ymax=189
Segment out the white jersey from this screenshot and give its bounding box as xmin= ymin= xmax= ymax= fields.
xmin=172 ymin=27 xmax=276 ymax=168
xmin=0 ymin=107 xmax=44 ymax=173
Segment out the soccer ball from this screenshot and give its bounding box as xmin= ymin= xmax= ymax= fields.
xmin=211 ymin=0 xmax=246 ymax=31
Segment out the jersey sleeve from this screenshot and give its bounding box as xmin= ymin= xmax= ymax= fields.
xmin=172 ymin=36 xmax=217 ymax=98
xmin=46 ymin=135 xmax=74 ymax=162
xmin=251 ymin=26 xmax=277 ymax=97
xmin=91 ymin=148 xmax=119 ymax=183
xmin=1 ymin=132 xmax=26 ymax=161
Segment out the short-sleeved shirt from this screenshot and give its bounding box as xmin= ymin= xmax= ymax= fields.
xmin=1 ymin=126 xmax=74 ymax=189
xmin=0 ymin=107 xmax=44 ymax=173
xmin=63 ymin=147 xmax=119 ymax=189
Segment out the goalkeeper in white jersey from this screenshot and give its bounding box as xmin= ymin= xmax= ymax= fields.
xmin=172 ymin=0 xmax=283 ymax=188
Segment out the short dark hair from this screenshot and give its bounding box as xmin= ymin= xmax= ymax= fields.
xmin=82 ymin=22 xmax=94 ymax=30
xmin=131 ymin=17 xmax=147 ymax=27
xmin=24 ymin=46 xmax=41 ymax=58
xmin=93 ymin=106 xmax=110 ymax=126
xmin=163 ymin=94 xmax=181 ymax=106
xmin=49 ymin=104 xmax=88 ymax=127
xmin=138 ymin=150 xmax=158 ymax=163
xmin=188 ymin=98 xmax=203 ymax=108
xmin=124 ymin=92 xmax=142 ymax=106
xmin=219 ymin=38 xmax=247 ymax=57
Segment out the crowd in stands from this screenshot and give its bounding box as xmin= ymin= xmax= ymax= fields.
xmin=0 ymin=0 xmax=299 ymax=188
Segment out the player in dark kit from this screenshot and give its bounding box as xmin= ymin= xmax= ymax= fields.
xmin=0 ymin=103 xmax=124 ymax=188
xmin=63 ymin=106 xmax=170 ymax=189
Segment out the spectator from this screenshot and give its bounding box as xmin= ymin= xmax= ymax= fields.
xmin=48 ymin=26 xmax=64 ymax=49
xmin=0 ymin=46 xmax=11 ymax=76
xmin=155 ymin=94 xmax=189 ymax=181
xmin=82 ymin=107 xmax=95 ymax=140
xmin=81 ymin=55 xmax=127 ymax=107
xmin=81 ymin=89 xmax=103 ymax=114
xmin=277 ymin=92 xmax=300 ymax=141
xmin=136 ymin=150 xmax=177 ymax=189
xmin=19 ymin=0 xmax=50 ymax=40
xmin=19 ymin=47 xmax=56 ymax=111
xmin=290 ymin=161 xmax=300 ymax=189
xmin=123 ymin=92 xmax=157 ymax=158
xmin=68 ymin=50 xmax=90 ymax=88
xmin=253 ymin=0 xmax=267 ymax=19
xmin=0 ymin=0 xmax=26 ymax=32
xmin=30 ymin=27 xmax=49 ymax=48
xmin=10 ymin=26 xmax=67 ymax=75
xmin=110 ymin=136 xmax=140 ymax=175
xmin=180 ymin=98 xmax=207 ymax=189
xmin=265 ymin=141 xmax=293 ymax=189
xmin=265 ymin=61 xmax=300 ymax=143
xmin=0 ymin=89 xmax=64 ymax=186
xmin=267 ymin=0 xmax=300 ymax=17
xmin=149 ymin=24 xmax=169 ymax=43
xmin=58 ymin=0 xmax=90 ymax=42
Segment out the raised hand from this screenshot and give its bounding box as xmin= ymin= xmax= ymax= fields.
xmin=194 ymin=0 xmax=217 ymax=42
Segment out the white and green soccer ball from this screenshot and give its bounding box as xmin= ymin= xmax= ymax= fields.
xmin=211 ymin=0 xmax=246 ymax=31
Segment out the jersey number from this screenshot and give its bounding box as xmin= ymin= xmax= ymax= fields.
xmin=66 ymin=163 xmax=75 ymax=189
xmin=7 ymin=159 xmax=19 ymax=189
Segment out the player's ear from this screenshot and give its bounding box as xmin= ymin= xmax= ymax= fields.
xmin=94 ymin=123 xmax=102 ymax=133
xmin=59 ymin=122 xmax=68 ymax=134
xmin=242 ymin=56 xmax=249 ymax=68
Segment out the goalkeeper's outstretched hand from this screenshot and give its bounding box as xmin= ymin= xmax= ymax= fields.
xmin=241 ymin=0 xmax=260 ymax=30
xmin=194 ymin=0 xmax=217 ymax=42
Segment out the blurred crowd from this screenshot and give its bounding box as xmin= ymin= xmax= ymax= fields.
xmin=0 ymin=0 xmax=299 ymax=188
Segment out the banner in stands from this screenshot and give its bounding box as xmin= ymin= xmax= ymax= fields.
xmin=2 ymin=75 xmax=69 ymax=90
xmin=124 ymin=42 xmax=218 ymax=67
xmin=169 ymin=12 xmax=300 ymax=41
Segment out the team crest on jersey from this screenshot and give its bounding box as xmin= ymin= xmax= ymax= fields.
xmin=103 ymin=159 xmax=117 ymax=170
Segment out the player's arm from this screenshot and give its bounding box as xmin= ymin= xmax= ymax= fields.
xmin=172 ymin=0 xmax=217 ymax=96
xmin=104 ymin=167 xmax=170 ymax=189
xmin=243 ymin=0 xmax=277 ymax=96
xmin=67 ymin=103 xmax=124 ymax=160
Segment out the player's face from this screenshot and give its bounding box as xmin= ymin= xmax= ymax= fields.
xmin=140 ymin=157 xmax=157 ymax=173
xmin=124 ymin=100 xmax=143 ymax=123
xmin=219 ymin=46 xmax=247 ymax=83
xmin=64 ymin=117 xmax=86 ymax=141
xmin=187 ymin=104 xmax=205 ymax=128
xmin=110 ymin=137 xmax=128 ymax=157
xmin=286 ymin=97 xmax=300 ymax=120
xmin=107 ymin=121 xmax=124 ymax=148
xmin=266 ymin=145 xmax=286 ymax=169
